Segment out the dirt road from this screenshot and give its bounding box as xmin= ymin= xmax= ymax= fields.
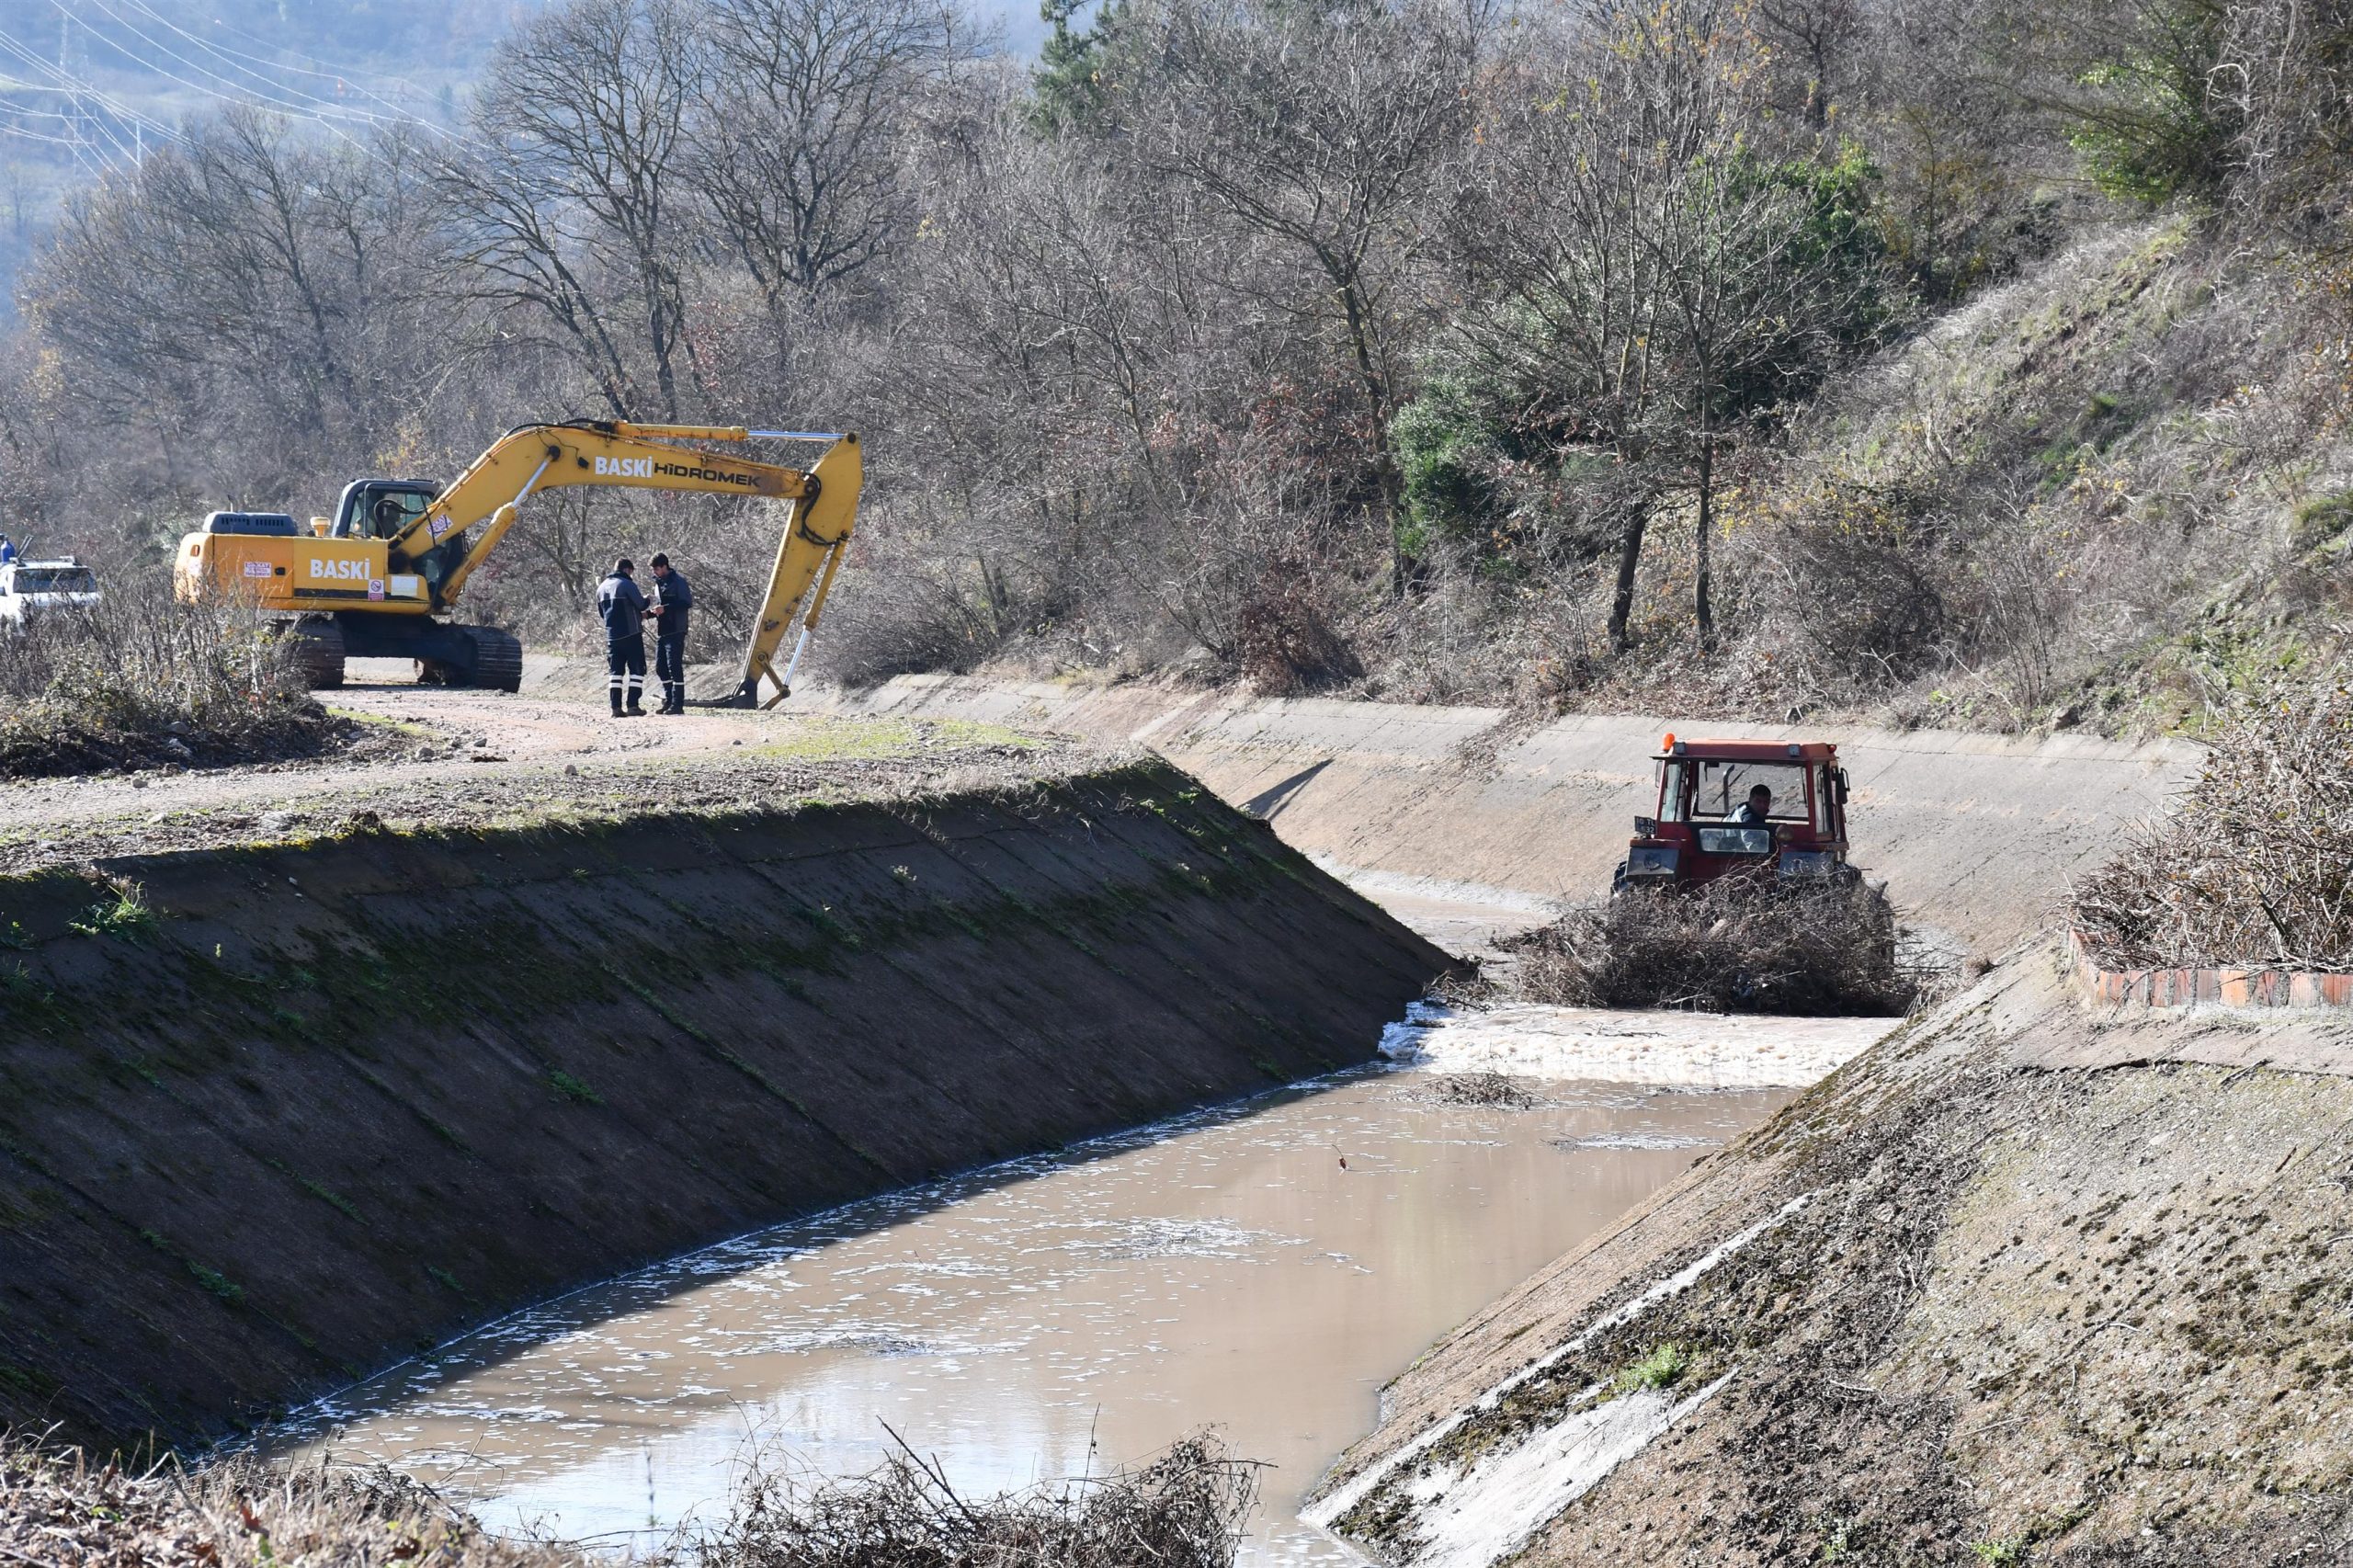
xmin=0 ymin=661 xmax=1088 ymax=874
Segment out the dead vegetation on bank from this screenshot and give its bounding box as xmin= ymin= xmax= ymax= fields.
xmin=1501 ymin=872 xmax=1923 ymax=1016
xmin=1 ymin=1439 xmax=580 ymax=1568
xmin=0 ymin=586 xmax=345 ymax=778
xmin=703 ymin=1434 xmax=1256 ymax=1568
xmin=2074 ymin=673 xmax=2353 ymax=971
xmin=0 ymin=1431 xmax=1256 ymax=1568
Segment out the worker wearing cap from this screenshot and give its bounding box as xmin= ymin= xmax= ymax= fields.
xmin=597 ymin=557 xmax=649 ymax=717
xmin=645 ymin=552 xmax=694 ymax=715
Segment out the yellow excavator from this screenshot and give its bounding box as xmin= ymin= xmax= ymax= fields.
xmin=174 ymin=421 xmax=860 ymax=706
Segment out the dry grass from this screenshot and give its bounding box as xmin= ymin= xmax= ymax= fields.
xmin=1504 ymin=870 xmax=1920 ymax=1015
xmin=0 ymin=1437 xmax=589 ymax=1567
xmin=0 ymin=1429 xmax=1256 ymax=1568
xmin=2072 ymin=671 xmax=2353 ymax=970
xmin=0 ymin=582 xmax=340 ymax=778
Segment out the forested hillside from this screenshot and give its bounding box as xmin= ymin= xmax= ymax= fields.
xmin=0 ymin=0 xmax=2344 ymax=734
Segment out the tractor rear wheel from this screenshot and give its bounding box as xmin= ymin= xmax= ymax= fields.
xmin=282 ymin=618 xmax=346 ymax=691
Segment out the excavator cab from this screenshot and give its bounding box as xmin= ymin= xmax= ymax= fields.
xmin=333 ymin=480 xmax=438 ymax=540
xmin=334 ymin=480 xmax=471 ymax=595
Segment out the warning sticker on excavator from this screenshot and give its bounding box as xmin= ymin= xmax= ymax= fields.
xmin=242 ymin=562 xmax=272 ymax=578
xmin=368 ymin=579 xmax=386 ymax=601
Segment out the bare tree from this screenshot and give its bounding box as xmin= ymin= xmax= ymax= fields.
xmin=1462 ymin=0 xmax=1889 ymax=649
xmin=432 ymin=139 xmax=643 ymax=418
xmin=1756 ymin=0 xmax=1864 ymax=127
xmin=691 ymin=0 xmax=974 ymax=313
xmin=1134 ymin=0 xmax=1481 ymax=597
xmin=23 ymin=108 xmax=441 ymax=493
xmin=469 ymin=0 xmax=709 ymax=419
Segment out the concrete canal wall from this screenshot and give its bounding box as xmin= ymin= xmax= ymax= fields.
xmin=0 ymin=761 xmax=1447 ymax=1450
xmin=827 ymin=677 xmax=2201 ymax=957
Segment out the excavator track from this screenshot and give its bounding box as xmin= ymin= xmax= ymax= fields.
xmin=283 ymin=617 xmax=347 ymax=691
xmin=461 ymin=626 xmax=525 ymax=694
xmin=416 ymin=624 xmax=523 ymax=693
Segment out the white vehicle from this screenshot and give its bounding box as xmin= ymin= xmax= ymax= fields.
xmin=0 ymin=557 xmax=102 ymax=625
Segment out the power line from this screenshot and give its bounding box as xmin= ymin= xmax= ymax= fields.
xmin=152 ymin=0 xmax=467 ymax=138
xmin=85 ymin=0 xmax=412 ymax=128
xmin=0 ymin=18 xmax=178 ymax=146
xmin=0 ymin=26 xmax=148 ymax=170
xmin=55 ymin=0 xmax=388 ymax=163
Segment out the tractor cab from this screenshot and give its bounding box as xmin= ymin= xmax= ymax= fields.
xmin=1617 ymin=735 xmax=1855 ymax=891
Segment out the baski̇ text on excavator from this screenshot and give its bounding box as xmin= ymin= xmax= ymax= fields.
xmin=173 ymin=421 xmax=860 ymax=708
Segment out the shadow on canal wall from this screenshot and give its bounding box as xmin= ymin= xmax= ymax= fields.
xmin=0 ymin=760 xmax=1446 ymax=1451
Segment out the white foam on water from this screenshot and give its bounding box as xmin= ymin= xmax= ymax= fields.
xmin=1383 ymin=1002 xmax=1888 ymax=1089
xmin=1554 ymin=1131 xmax=1719 ymax=1151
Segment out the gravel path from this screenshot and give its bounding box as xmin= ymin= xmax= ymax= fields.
xmin=0 ymin=668 xmax=1097 ymax=874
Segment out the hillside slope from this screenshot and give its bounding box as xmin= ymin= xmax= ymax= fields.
xmin=1280 ymin=214 xmax=2353 ymax=732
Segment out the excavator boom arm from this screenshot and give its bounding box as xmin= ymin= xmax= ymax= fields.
xmin=388 ymin=421 xmax=858 ymax=708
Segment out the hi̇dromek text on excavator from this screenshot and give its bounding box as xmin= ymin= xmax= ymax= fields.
xmin=174 ymin=421 xmax=860 ymax=706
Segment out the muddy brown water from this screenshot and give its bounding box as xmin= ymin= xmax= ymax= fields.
xmin=271 ymin=1005 xmax=1887 ymax=1562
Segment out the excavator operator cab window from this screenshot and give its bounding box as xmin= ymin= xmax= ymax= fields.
xmin=334 ymin=483 xmax=438 ymax=540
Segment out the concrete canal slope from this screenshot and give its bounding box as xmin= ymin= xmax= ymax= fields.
xmin=828 ymin=677 xmax=2200 ymax=957
xmin=1306 ymin=956 xmax=2353 ymax=1565
xmin=0 ymin=761 xmax=1447 ymax=1451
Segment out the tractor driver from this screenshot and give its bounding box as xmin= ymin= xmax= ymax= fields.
xmin=1729 ymin=783 xmax=1774 ymax=826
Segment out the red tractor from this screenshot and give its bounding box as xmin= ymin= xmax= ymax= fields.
xmin=1615 ymin=735 xmax=1858 ymax=892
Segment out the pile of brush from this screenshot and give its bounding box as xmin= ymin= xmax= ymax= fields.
xmin=1503 ymin=869 xmax=1920 ymax=1016
xmin=702 ymin=1433 xmax=1256 ymax=1568
xmin=2073 ymin=672 xmax=2353 ymax=971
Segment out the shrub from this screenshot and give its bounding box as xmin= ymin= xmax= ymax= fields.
xmin=1504 ymin=869 xmax=1920 ymax=1015
xmin=2064 ymin=0 xmax=2236 ymax=205
xmin=1615 ymin=1342 xmax=1692 ymax=1393
xmin=2072 ymin=670 xmax=2353 ymax=969
xmin=1233 ymin=568 xmax=1361 ymax=695
xmin=1394 ymin=373 xmax=1507 ymax=554
xmin=67 ymin=880 xmax=159 ymax=945
xmin=0 ymin=1435 xmax=591 ymax=1566
xmin=0 ymin=579 xmax=336 ymax=777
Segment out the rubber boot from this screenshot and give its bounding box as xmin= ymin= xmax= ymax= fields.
xmin=609 ymin=689 xmax=625 ymax=718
